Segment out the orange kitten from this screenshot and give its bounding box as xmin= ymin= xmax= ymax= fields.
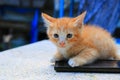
xmin=42 ymin=12 xmax=120 ymax=67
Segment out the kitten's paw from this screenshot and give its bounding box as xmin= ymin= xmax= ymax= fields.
xmin=50 ymin=58 xmax=56 ymax=63
xmin=50 ymin=57 xmax=60 ymax=63
xmin=68 ymin=58 xmax=79 ymax=67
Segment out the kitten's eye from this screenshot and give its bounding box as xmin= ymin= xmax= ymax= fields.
xmin=54 ymin=34 xmax=59 ymax=38
xmin=67 ymin=34 xmax=73 ymax=38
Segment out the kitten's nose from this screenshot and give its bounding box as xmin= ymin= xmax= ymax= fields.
xmin=59 ymin=41 xmax=65 ymax=47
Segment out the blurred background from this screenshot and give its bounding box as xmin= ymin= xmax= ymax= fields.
xmin=0 ymin=0 xmax=120 ymax=51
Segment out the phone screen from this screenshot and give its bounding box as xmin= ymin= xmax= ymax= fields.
xmin=56 ymin=60 xmax=120 ymax=68
xmin=54 ymin=60 xmax=120 ymax=72
xmin=82 ymin=60 xmax=120 ymax=68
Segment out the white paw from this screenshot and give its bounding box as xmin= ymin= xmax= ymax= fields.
xmin=50 ymin=57 xmax=56 ymax=63
xmin=50 ymin=57 xmax=60 ymax=63
xmin=68 ymin=59 xmax=79 ymax=67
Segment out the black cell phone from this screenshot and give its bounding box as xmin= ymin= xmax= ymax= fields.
xmin=54 ymin=60 xmax=120 ymax=73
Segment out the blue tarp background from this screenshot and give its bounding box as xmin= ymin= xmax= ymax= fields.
xmin=78 ymin=0 xmax=120 ymax=34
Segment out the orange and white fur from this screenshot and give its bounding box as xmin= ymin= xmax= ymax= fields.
xmin=42 ymin=12 xmax=119 ymax=67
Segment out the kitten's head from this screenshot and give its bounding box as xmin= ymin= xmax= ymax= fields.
xmin=42 ymin=12 xmax=86 ymax=48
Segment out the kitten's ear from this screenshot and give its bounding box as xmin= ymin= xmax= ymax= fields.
xmin=73 ymin=11 xmax=86 ymax=28
xmin=41 ymin=13 xmax=56 ymax=27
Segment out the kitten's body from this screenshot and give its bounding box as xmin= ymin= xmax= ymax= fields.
xmin=42 ymin=12 xmax=119 ymax=67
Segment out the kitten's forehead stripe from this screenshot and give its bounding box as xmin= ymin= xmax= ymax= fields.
xmin=61 ymin=26 xmax=64 ymax=32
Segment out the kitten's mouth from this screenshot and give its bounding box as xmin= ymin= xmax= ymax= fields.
xmin=60 ymin=45 xmax=66 ymax=48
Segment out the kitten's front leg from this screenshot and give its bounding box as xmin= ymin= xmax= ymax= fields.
xmin=68 ymin=48 xmax=99 ymax=67
xmin=51 ymin=52 xmax=64 ymax=63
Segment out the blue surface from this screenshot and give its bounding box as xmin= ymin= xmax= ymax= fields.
xmin=59 ymin=0 xmax=74 ymax=18
xmin=69 ymin=0 xmax=74 ymax=17
xmin=59 ymin=0 xmax=64 ymax=17
xmin=78 ymin=0 xmax=120 ymax=34
xmin=30 ymin=9 xmax=39 ymax=43
xmin=115 ymin=38 xmax=120 ymax=44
